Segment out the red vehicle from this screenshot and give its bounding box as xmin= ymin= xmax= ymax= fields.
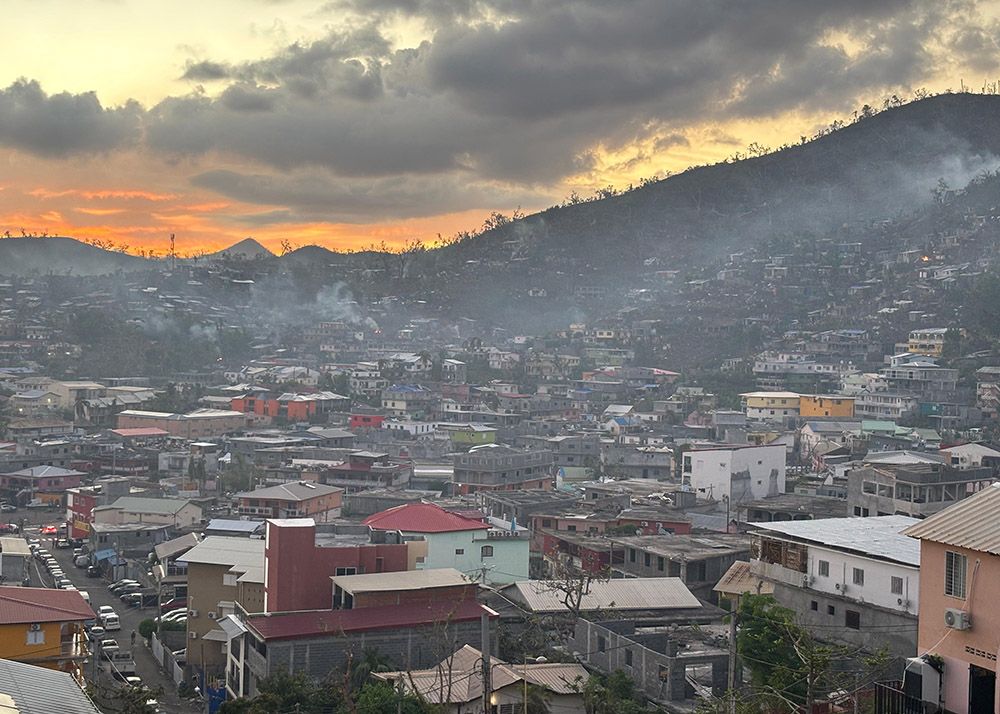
xmin=41 ymin=525 xmax=58 ymax=535
xmin=160 ymin=597 xmax=187 ymax=614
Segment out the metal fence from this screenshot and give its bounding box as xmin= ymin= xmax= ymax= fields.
xmin=874 ymin=681 xmax=924 ymax=714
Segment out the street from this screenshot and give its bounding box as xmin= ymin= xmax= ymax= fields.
xmin=19 ymin=510 xmax=199 ymax=714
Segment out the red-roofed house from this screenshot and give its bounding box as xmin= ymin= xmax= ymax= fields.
xmin=0 ymin=586 xmax=94 ymax=676
xmin=224 ymin=569 xmax=496 ymax=699
xmin=364 ymin=502 xmax=529 ymax=585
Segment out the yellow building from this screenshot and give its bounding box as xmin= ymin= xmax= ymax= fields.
xmin=0 ymin=586 xmax=93 ymax=676
xmin=740 ymin=391 xmax=801 ymax=422
xmin=907 ymin=327 xmax=963 ymax=357
xmin=799 ymin=395 xmax=855 ymax=418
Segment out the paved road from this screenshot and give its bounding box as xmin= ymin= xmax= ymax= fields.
xmin=21 ymin=511 xmax=199 ymax=714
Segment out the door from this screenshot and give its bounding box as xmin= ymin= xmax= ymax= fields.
xmin=969 ymin=664 xmax=995 ymax=714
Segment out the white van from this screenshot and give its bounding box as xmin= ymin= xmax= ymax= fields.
xmin=101 ymin=613 xmax=121 ymax=631
xmin=78 ymin=591 xmax=90 ymax=604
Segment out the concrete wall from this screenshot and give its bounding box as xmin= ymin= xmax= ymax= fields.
xmin=917 ymin=540 xmax=1000 ymax=714
xmin=419 ymin=530 xmax=528 ymax=585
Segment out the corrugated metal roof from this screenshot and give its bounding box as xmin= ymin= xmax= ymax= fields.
xmin=713 ymin=561 xmax=774 ymax=597
xmin=506 ymin=577 xmax=700 ymax=613
xmin=178 ymin=536 xmax=264 ymax=567
xmin=331 ymin=568 xmax=468 ymax=593
xmin=0 ymin=659 xmax=101 ymax=714
xmin=753 ymin=515 xmax=920 ymax=566
xmin=364 ymin=502 xmax=486 ymax=533
xmin=0 ymin=586 xmax=94 ymax=625
xmin=904 ymin=482 xmax=1000 ymax=554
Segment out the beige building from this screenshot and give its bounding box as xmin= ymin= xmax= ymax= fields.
xmin=178 ymin=537 xmax=265 ymax=678
xmin=116 ymin=408 xmax=247 ymax=439
xmin=93 ymin=497 xmax=203 ymax=529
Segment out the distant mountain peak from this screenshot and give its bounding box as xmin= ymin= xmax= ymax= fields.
xmin=211 ymin=238 xmax=274 ymax=259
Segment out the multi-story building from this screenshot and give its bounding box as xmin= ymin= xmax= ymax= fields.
xmin=846 ymin=451 xmax=994 ymax=519
xmin=900 ymin=484 xmax=1000 ymax=714
xmin=0 ymin=465 xmax=85 ymax=506
xmin=364 ymin=502 xmax=528 ymax=585
xmin=92 ymin=496 xmax=203 ymax=529
xmin=798 ymin=395 xmax=855 ymax=418
xmin=452 ymin=443 xmax=554 ymax=494
xmin=974 ymin=365 xmax=1000 ymax=419
xmin=681 ymin=443 xmax=786 ymax=508
xmin=178 ymin=536 xmax=265 ymax=681
xmin=750 ymin=516 xmax=919 ymax=662
xmin=0 ymin=587 xmax=93 ymax=677
xmin=116 ymin=408 xmax=247 ymax=439
xmin=234 ymin=482 xmax=343 ymax=522
xmin=740 ymin=391 xmax=802 ymax=424
xmin=614 ymin=534 xmax=750 ymax=600
xmin=854 ymin=391 xmax=920 ymax=420
xmin=906 ymin=327 xmax=952 ymax=357
xmin=381 ymin=384 xmax=438 ymax=419
xmin=880 ymin=357 xmax=959 ymax=395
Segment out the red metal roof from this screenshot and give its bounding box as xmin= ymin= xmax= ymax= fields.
xmin=363 ymin=502 xmax=486 ymax=533
xmin=247 ymin=599 xmax=491 ymax=641
xmin=0 ymin=586 xmax=94 ymax=624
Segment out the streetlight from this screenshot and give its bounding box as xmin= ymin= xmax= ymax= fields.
xmin=523 ymin=655 xmax=547 ymax=713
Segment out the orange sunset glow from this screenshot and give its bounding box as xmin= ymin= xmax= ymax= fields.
xmin=3 ymin=1 xmax=1000 ymax=254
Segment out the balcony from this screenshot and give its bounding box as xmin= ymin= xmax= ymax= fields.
xmin=750 ymin=560 xmax=809 ymax=589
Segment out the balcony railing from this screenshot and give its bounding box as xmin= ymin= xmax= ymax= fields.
xmin=873 ymin=682 xmax=923 ymax=714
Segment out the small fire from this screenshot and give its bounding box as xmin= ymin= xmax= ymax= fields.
xmin=920 ymin=255 xmax=931 ymax=262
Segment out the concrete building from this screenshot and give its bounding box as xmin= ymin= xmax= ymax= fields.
xmin=902 ymin=483 xmax=1000 ymax=714
xmin=364 ymin=502 xmax=529 ymax=585
xmin=0 ymin=587 xmax=93 ymax=677
xmin=750 ymin=516 xmax=919 ymax=662
xmin=116 ymin=408 xmax=247 ymax=439
xmin=178 ymin=536 xmax=265 ymax=680
xmin=681 ymin=443 xmax=785 ymax=509
xmin=452 ymin=443 xmax=555 ymax=494
xmin=234 ymin=482 xmax=343 ymax=522
xmin=92 ymin=496 xmax=203 ymax=529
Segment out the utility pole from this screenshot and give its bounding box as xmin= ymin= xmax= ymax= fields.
xmin=481 ymin=611 xmax=491 ymax=714
xmin=727 ymin=597 xmax=739 ymax=714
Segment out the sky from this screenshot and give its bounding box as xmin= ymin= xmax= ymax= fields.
xmin=2 ymin=0 xmax=1000 ymax=255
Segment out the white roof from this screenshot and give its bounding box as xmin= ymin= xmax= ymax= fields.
xmin=331 ymin=568 xmax=469 ymax=594
xmin=504 ymin=577 xmax=701 ymax=613
xmin=178 ymin=536 xmax=264 ymax=568
xmin=753 ymin=515 xmax=920 ymax=566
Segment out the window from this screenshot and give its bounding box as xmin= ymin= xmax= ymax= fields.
xmin=827 ymin=605 xmax=836 ymax=616
xmin=852 ymin=568 xmax=864 ymax=586
xmin=455 ymin=549 xmax=465 ymax=556
xmin=629 ymin=549 xmax=636 ymax=563
xmin=26 ymin=626 xmax=44 ymax=645
xmin=810 ymin=601 xmax=818 ymax=611
xmin=945 ymin=551 xmax=967 ymax=598
xmin=845 ymin=610 xmax=860 ymax=630
xmin=657 ymin=556 xmax=665 ymax=572
xmin=334 ymin=567 xmax=357 ymax=577
xmin=541 ymin=519 xmax=552 ymax=528
xmin=624 ymin=649 xmax=633 ymax=666
xmin=481 ymin=545 xmax=494 ymax=558
xmin=891 ymin=576 xmax=903 ymax=595
xmin=567 ymin=525 xmax=577 ymax=533
xmin=643 ymin=553 xmax=651 ymax=567
xmin=817 ymin=560 xmax=829 ymax=577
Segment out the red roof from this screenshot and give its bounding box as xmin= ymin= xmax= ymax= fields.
xmin=247 ymin=599 xmax=491 ymax=641
xmin=363 ymin=502 xmax=486 ymax=533
xmin=0 ymin=586 xmax=94 ymax=624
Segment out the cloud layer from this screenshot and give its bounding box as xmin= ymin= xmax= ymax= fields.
xmin=1 ymin=0 xmax=997 ymax=230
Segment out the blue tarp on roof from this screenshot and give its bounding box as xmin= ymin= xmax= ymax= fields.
xmin=93 ymin=548 xmax=116 ymax=562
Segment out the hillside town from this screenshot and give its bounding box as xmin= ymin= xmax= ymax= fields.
xmin=0 ymin=203 xmax=999 ymax=714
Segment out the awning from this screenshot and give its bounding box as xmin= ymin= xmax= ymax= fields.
xmin=202 ymin=629 xmax=228 ymax=642
xmin=219 ymin=615 xmax=247 ymax=641
xmin=93 ymin=548 xmax=116 ymax=562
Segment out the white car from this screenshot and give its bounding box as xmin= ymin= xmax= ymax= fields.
xmin=159 ymin=609 xmax=187 ymax=624
xmin=97 ymin=605 xmax=116 ymax=618
xmin=99 ymin=640 xmax=120 ymax=659
xmin=87 ymin=626 xmax=106 ymax=641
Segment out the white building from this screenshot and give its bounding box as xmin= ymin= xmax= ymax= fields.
xmin=750 ymin=515 xmax=920 ymax=661
xmin=681 ymin=443 xmax=785 ymax=508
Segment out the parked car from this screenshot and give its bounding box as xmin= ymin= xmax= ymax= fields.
xmin=74 ymin=555 xmax=90 ymax=568
xmin=86 ymin=565 xmax=100 ymax=578
xmin=157 ymin=608 xmax=187 ymax=624
xmin=55 ymin=578 xmax=72 ymax=589
xmin=101 ymin=613 xmax=121 ymax=631
xmin=117 ymin=584 xmax=143 ymax=599
xmin=0 ymin=504 xmax=16 ymax=513
xmin=55 ymin=538 xmax=71 ymax=549
xmin=34 ymin=549 xmax=50 ymax=562
xmin=172 ymin=648 xmax=186 ymax=666
xmin=99 ymin=640 xmax=120 ymax=659
xmin=108 ymin=579 xmax=139 ymax=592
xmin=97 ymin=605 xmax=115 ymax=618
xmin=87 ymin=625 xmax=106 ymax=641
xmin=160 ymin=597 xmax=187 ymax=614
xmin=122 ymin=592 xmax=158 ymax=608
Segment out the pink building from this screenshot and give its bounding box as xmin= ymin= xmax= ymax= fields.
xmin=263 ymin=518 xmax=412 ymax=613
xmin=903 ymin=483 xmax=1000 ymax=714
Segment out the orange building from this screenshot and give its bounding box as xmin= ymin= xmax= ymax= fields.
xmin=799 ymin=394 xmax=855 ymax=418
xmin=0 ymin=587 xmax=94 ymax=677
xmin=230 ymin=391 xmax=347 ymax=424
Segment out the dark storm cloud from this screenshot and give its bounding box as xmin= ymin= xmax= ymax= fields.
xmin=6 ymin=0 xmax=988 ymax=222
xmin=0 ymin=79 xmax=141 ymax=157
xmin=181 ymin=60 xmax=233 ymax=81
xmin=192 ymin=168 xmax=547 ymax=222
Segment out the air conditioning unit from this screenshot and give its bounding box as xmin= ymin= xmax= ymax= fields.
xmin=189 ymin=631 xmax=199 ymax=640
xmin=207 ymin=612 xmax=218 ymax=620
xmin=188 ymin=609 xmax=199 ymax=619
xmin=944 ymin=608 xmax=971 ymax=630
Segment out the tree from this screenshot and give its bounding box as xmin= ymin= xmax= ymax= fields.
xmin=539 ymin=550 xmax=610 ymax=619
xmin=582 ymin=671 xmax=650 ymax=714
